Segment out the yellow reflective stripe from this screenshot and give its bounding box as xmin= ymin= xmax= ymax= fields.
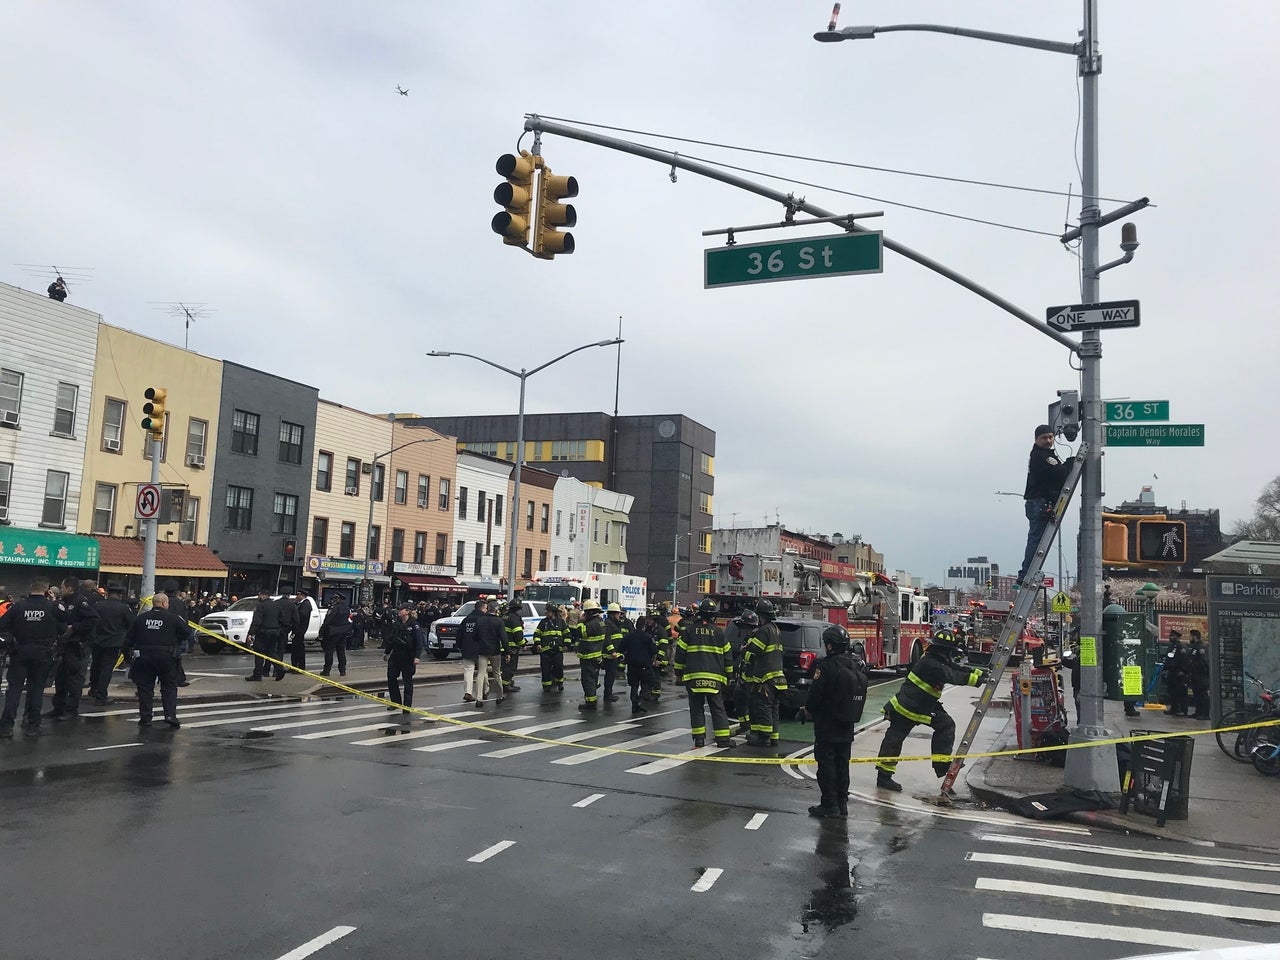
xmin=681 ymin=645 xmax=727 ymax=654
xmin=969 ymin=669 xmax=984 ymax=686
xmin=906 ymin=671 xmax=942 ymax=699
xmin=889 ymin=695 xmax=933 ymax=725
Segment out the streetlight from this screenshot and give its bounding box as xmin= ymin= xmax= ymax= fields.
xmin=820 ymin=1 xmax=1120 ymax=793
xmin=365 ymin=438 xmax=442 ymax=603
xmin=673 ymin=525 xmax=714 ymax=609
xmin=428 ymin=338 xmax=623 ymax=602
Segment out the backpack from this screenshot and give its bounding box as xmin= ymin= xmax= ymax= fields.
xmin=848 ymin=655 xmax=869 ymax=723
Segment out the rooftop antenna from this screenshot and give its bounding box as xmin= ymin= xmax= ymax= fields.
xmin=16 ymin=264 xmax=95 ymax=300
xmin=148 ymin=301 xmax=213 ymax=350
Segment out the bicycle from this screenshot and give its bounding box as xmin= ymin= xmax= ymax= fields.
xmin=1252 ymin=732 xmax=1280 ymax=777
xmin=1216 ymin=673 xmax=1279 ymax=763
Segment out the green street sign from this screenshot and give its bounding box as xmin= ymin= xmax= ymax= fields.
xmin=704 ymin=232 xmax=883 ymax=289
xmin=1106 ymin=401 xmax=1169 ymax=422
xmin=1105 ymin=423 xmax=1205 ymax=447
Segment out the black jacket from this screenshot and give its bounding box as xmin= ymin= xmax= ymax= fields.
xmin=322 ymin=599 xmax=353 ymax=638
xmin=1186 ymin=640 xmax=1210 ymax=680
xmin=250 ymin=596 xmax=291 ymax=634
xmin=475 ymin=611 xmax=507 ymax=656
xmin=1024 ymin=443 xmax=1072 ymax=501
xmin=94 ymin=598 xmax=136 ymax=648
xmin=618 ymin=627 xmax=658 ymax=666
xmin=126 ymin=606 xmax=195 ymax=655
xmin=805 ymin=651 xmax=864 ymax=743
xmin=169 ymin=594 xmax=190 ymax=623
xmin=383 ymin=619 xmax=423 ymax=659
xmin=0 ymin=595 xmax=67 ymax=647
xmin=889 ymin=648 xmax=984 ymax=724
xmin=292 ymin=599 xmax=312 ymax=638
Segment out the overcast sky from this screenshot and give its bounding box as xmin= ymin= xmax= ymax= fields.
xmin=5 ymin=1 xmax=1276 ymax=584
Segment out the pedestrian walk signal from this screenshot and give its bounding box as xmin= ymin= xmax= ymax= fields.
xmin=1136 ymin=520 xmax=1186 ymax=564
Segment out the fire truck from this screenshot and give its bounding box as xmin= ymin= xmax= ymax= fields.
xmin=960 ymin=598 xmax=1038 ymax=665
xmin=710 ymin=554 xmax=931 ymax=672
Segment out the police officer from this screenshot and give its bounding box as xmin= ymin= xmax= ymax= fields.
xmin=534 ymin=603 xmax=567 ymax=692
xmin=318 ymin=593 xmax=352 ymax=677
xmin=467 ymin=597 xmax=507 ymax=708
xmin=290 ymin=591 xmax=312 ymax=672
xmin=1187 ymin=629 xmax=1210 ymax=719
xmin=602 ymin=603 xmax=628 ymax=703
xmin=1164 ymin=630 xmax=1190 ymax=716
xmin=165 ymin=582 xmax=193 ymax=687
xmin=47 ymin=577 xmax=100 ymax=720
xmin=673 ymin=597 xmax=734 ymax=748
xmin=124 ymin=592 xmax=193 ymax=728
xmin=1017 ymin=424 xmax=1072 ymax=586
xmin=575 ymin=599 xmax=609 ymax=711
xmin=0 ymin=578 xmax=67 ymax=737
xmin=875 ymin=629 xmax=988 ymax=793
xmin=246 ymin=587 xmax=290 ymax=681
xmin=799 ymin=624 xmax=867 ymax=818
xmin=741 ymin=599 xmax=787 ymax=748
xmin=618 ymin=614 xmax=658 ymax=715
xmin=501 ymin=599 xmax=524 ymax=693
xmin=88 ymin=585 xmax=135 ymax=704
xmin=382 ymin=606 xmax=423 ymax=727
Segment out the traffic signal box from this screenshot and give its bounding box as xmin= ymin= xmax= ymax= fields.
xmin=1137 ymin=519 xmax=1187 ymax=564
xmin=533 ymin=167 xmax=578 ymax=258
xmin=492 ymin=152 xmax=578 ymax=258
xmin=141 ymin=387 xmax=167 ymax=439
xmin=492 ymin=152 xmax=536 ymax=247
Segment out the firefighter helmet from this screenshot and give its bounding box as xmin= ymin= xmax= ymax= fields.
xmin=755 ymin=599 xmax=777 ymax=621
xmin=821 ymin=624 xmax=850 ymax=651
xmin=606 ymin=602 xmax=622 ymax=613
xmin=736 ymin=609 xmax=760 ymax=628
xmin=928 ymin=629 xmax=962 ymax=657
xmin=582 ymin=599 xmax=602 ymax=612
xmin=696 ymin=597 xmax=719 ymax=619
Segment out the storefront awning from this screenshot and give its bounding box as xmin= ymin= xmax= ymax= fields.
xmin=96 ymin=536 xmax=227 ymax=579
xmin=0 ymin=528 xmax=99 ymax=569
xmin=394 ymin=573 xmax=463 ymax=593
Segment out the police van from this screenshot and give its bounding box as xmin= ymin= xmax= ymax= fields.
xmin=523 ymin=572 xmax=647 ymax=620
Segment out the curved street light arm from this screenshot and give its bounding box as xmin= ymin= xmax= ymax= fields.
xmin=823 ymin=23 xmax=1077 ymax=56
xmin=527 ymin=338 xmax=624 ymax=378
xmin=427 ymin=350 xmax=519 ymax=380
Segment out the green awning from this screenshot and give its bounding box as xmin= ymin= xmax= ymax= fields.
xmin=0 ymin=528 xmax=100 ymax=568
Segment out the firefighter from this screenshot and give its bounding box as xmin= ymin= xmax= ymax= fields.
xmin=501 ymin=600 xmax=524 ymax=692
xmin=534 ymin=603 xmax=567 ymax=692
xmin=875 ymin=628 xmax=988 ymax=794
xmin=575 ymin=599 xmax=609 ymax=711
xmin=740 ymin=600 xmax=786 ymax=748
xmin=602 ymin=602 xmax=627 ymax=703
xmin=673 ymin=597 xmax=734 ymax=748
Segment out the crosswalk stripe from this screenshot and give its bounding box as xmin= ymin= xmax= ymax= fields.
xmin=967 ymin=852 xmax=1280 ymax=897
xmin=480 ymin=722 xmax=640 ymax=758
xmin=977 ymin=877 xmax=1280 ymax=924
xmin=181 ymin=703 xmax=380 ymax=729
xmin=410 ymin=716 xmax=585 ymax=753
xmin=982 ymin=913 xmax=1262 ymax=950
xmin=625 ymin=743 xmax=727 ymax=775
xmin=413 ymin=739 xmax=487 ymax=753
xmin=550 ymin=727 xmax=687 ymax=766
xmin=349 ymin=714 xmax=535 ymax=746
xmin=293 ymin=709 xmax=476 ymax=740
xmin=978 ymin=832 xmax=1280 ymax=874
xmin=251 ymin=710 xmax=391 ymax=732
xmin=80 ymin=698 xmax=307 ymax=718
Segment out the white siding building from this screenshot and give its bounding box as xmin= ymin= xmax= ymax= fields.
xmin=453 ymin=451 xmax=512 ymax=593
xmin=549 ymin=475 xmax=634 ymax=574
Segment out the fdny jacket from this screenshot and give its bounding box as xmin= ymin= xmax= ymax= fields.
xmin=888 ymin=647 xmax=985 ymax=724
xmin=575 ymin=614 xmax=611 ymax=662
xmin=674 ymin=621 xmax=733 ymax=689
xmin=740 ymin=621 xmax=786 ymax=687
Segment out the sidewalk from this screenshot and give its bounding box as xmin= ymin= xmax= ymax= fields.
xmin=966 ymin=674 xmax=1279 ymax=852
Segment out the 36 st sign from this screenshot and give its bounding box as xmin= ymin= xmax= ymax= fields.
xmin=704 ymin=232 xmax=883 ymax=289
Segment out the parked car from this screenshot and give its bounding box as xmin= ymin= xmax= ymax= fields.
xmin=197 ymin=595 xmax=322 ymax=655
xmin=426 ymin=600 xmax=547 ymax=661
xmin=776 ymin=617 xmax=833 ymax=716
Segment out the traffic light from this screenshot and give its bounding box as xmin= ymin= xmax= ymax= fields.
xmin=1047 ymin=388 xmax=1080 ymax=442
xmin=141 ymin=387 xmax=167 ymax=438
xmin=1137 ymin=519 xmax=1187 ymax=564
xmin=533 ymin=166 xmax=578 ymax=258
xmin=282 ymin=538 xmax=297 ymax=562
xmin=492 ymin=152 xmax=536 ymax=247
xmin=1103 ymin=520 xmax=1129 ymax=564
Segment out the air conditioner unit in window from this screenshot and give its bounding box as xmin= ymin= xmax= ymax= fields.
xmin=344 ymin=486 xmax=359 ymax=496
xmin=0 ymin=504 xmax=8 ymax=521
xmin=417 ymin=496 xmax=428 ymax=507
xmin=361 ymin=463 xmax=374 ymax=475
xmin=186 ymin=453 xmax=205 ymax=468
xmin=0 ymin=410 xmax=18 ymax=428
xmin=103 ymin=437 xmax=121 ymax=452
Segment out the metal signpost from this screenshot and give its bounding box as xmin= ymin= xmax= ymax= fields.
xmin=703 ymin=232 xmax=882 ymax=289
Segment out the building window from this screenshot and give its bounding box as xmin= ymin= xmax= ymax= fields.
xmin=550 ymin=439 xmax=586 ymax=461
xmin=494 ymin=495 xmax=504 ymax=525
xmin=391 ymin=528 xmax=405 ymax=563
xmin=700 ymin=452 xmax=714 ymax=476
xmin=101 ymin=397 xmax=125 ymax=452
xmin=604 ymin=521 xmax=610 ymax=545
xmin=272 ymin=493 xmax=298 ymax=535
xmin=0 ymin=369 xmax=23 ymax=425
xmin=339 ymin=522 xmax=355 ymax=558
xmin=345 ymin=458 xmax=360 ymax=495
xmin=316 ymin=451 xmax=333 ymax=492
xmin=91 ymin=482 xmax=116 ymax=535
xmin=186 ymin=418 xmax=208 ymax=464
xmin=553 ymin=555 xmax=559 ymax=572
xmin=593 ymin=518 xmax=599 ymax=543
xmin=278 ymin=420 xmax=304 ymax=465
xmin=414 ymin=532 xmax=426 ymax=564
xmin=619 ymin=524 xmax=626 ymax=550
xmin=231 ymin=409 xmax=259 ymax=456
xmin=417 ymin=474 xmax=430 ymax=508
xmin=455 ymin=540 xmax=465 ymax=573
xmin=372 ymin=463 xmax=385 ymax=502
xmin=435 ymin=533 xmax=448 ymax=565
xmin=312 ymin=517 xmax=329 ymax=555
xmin=538 ymin=549 xmax=547 ymax=571
xmin=41 ymin=470 xmax=70 ymax=527
xmin=180 ymin=496 xmax=199 ymax=543
xmin=540 ymin=503 xmax=549 ymax=533
xmin=225 ymin=485 xmax=253 ymax=531
xmin=368 ymin=525 xmax=381 ymax=561
xmin=699 ymin=491 xmax=713 ymax=514
xmin=457 ymin=485 xmax=468 ymax=520
xmin=439 ymin=478 xmax=451 ymax=511
xmin=462 ymin=441 xmax=498 ymax=457
xmin=555 ymin=510 xmax=562 ymax=536
xmin=502 ymin=441 xmax=516 ymax=461
xmin=477 ymin=490 xmax=486 ymax=523
xmin=699 ymin=532 xmax=712 ymax=554
xmin=491 ymin=545 xmax=501 ymax=576
xmin=526 ymin=500 xmax=534 ymax=531
xmin=473 ymin=543 xmax=483 ymax=576
xmin=52 ymin=382 xmax=78 ymax=437
xmin=0 ymin=462 xmax=13 ymax=516
xmin=143 ymin=413 xmax=170 ymax=462
xmin=523 ymin=548 xmax=533 ymax=579
xmin=395 ymin=470 xmax=408 ymax=505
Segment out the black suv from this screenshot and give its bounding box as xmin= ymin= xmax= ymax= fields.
xmin=723 ymin=617 xmax=852 ymax=716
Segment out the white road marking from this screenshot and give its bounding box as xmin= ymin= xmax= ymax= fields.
xmin=350 ymin=714 xmax=534 ymax=747
xmin=79 ymin=698 xmax=299 ymax=718
xmin=625 ymin=743 xmax=726 ymax=775
xmin=977 ymin=877 xmax=1280 ymax=924
xmin=413 ymin=739 xmax=486 ymax=753
xmin=86 ymin=742 xmax=144 ymax=752
xmin=967 ymin=852 xmax=1280 ymax=896
xmin=691 ymin=868 xmax=723 ymax=893
xmin=978 ymin=832 xmax=1280 ymax=873
xmin=273 ymin=924 xmax=357 ymax=960
xmin=182 ymin=704 xmax=378 ymax=729
xmin=551 ymin=727 xmax=687 ymax=766
xmin=294 ymin=709 xmax=475 ymax=740
xmin=480 ymin=721 xmax=640 ymax=758
xmin=745 ymin=813 xmax=768 ymax=831
xmin=573 ymin=793 xmax=606 ymax=808
xmin=251 ymin=710 xmax=390 ymax=732
xmin=781 ymin=745 xmax=812 ymax=780
xmin=982 ymin=913 xmax=1261 ymax=950
xmin=413 ymin=717 xmax=582 ymax=752
xmin=468 ymin=841 xmax=516 ymax=864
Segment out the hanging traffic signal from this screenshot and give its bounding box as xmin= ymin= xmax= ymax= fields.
xmin=141 ymin=387 xmax=167 ymax=438
xmin=1137 ymin=520 xmax=1187 ymax=564
xmin=533 ymin=166 xmax=577 ymax=258
xmin=492 ymin=152 xmax=536 ymax=247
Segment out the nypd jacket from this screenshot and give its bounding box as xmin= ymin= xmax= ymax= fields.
xmin=125 ymin=607 xmax=195 ymax=655
xmin=1023 ymin=444 xmax=1072 ymax=501
xmin=888 ymin=648 xmax=984 ymax=724
xmin=0 ymin=595 xmax=67 ymax=648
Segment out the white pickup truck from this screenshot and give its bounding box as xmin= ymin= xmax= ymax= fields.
xmin=196 ymin=595 xmax=322 ymax=655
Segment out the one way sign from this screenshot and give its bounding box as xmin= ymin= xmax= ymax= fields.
xmin=1045 ymin=298 xmax=1141 ymax=332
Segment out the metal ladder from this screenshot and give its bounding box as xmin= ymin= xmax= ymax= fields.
xmin=938 ymin=443 xmax=1088 ymax=798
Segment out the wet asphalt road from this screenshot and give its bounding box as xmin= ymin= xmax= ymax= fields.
xmin=3 ymin=678 xmax=1277 ymax=960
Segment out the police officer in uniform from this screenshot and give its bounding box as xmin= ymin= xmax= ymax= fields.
xmin=1163 ymin=629 xmax=1190 ymax=716
xmin=88 ymin=585 xmax=135 ymax=704
xmin=0 ymin=578 xmax=68 ymax=737
xmin=1017 ymin=424 xmax=1072 ymax=586
xmin=741 ymin=599 xmax=787 ymax=748
xmin=382 ymin=606 xmax=423 ymax=726
xmin=246 ymin=588 xmax=290 ymax=681
xmin=534 ymin=603 xmax=567 ymax=691
xmin=501 ymin=600 xmax=524 ymax=693
xmin=673 ymin=598 xmax=734 ymax=748
xmin=124 ymin=592 xmax=193 ymax=728
xmin=875 ymin=629 xmax=988 ymax=793
xmin=799 ymin=624 xmax=866 ymax=818
xmin=575 ymin=599 xmax=609 ymax=711
xmin=48 ymin=577 xmax=100 ymax=720
xmin=1187 ymin=629 xmax=1210 ymax=719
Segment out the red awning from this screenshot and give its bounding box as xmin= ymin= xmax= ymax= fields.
xmin=394 ymin=573 xmax=462 ymax=593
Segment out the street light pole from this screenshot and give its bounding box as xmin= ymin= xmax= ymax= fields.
xmin=428 ymin=338 xmax=623 ymax=603
xmin=365 ymin=438 xmax=441 ymax=604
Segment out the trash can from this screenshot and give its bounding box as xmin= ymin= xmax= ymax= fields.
xmin=1118 ymin=731 xmax=1194 ymax=826
xmin=1102 ymin=603 xmax=1148 ymax=711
